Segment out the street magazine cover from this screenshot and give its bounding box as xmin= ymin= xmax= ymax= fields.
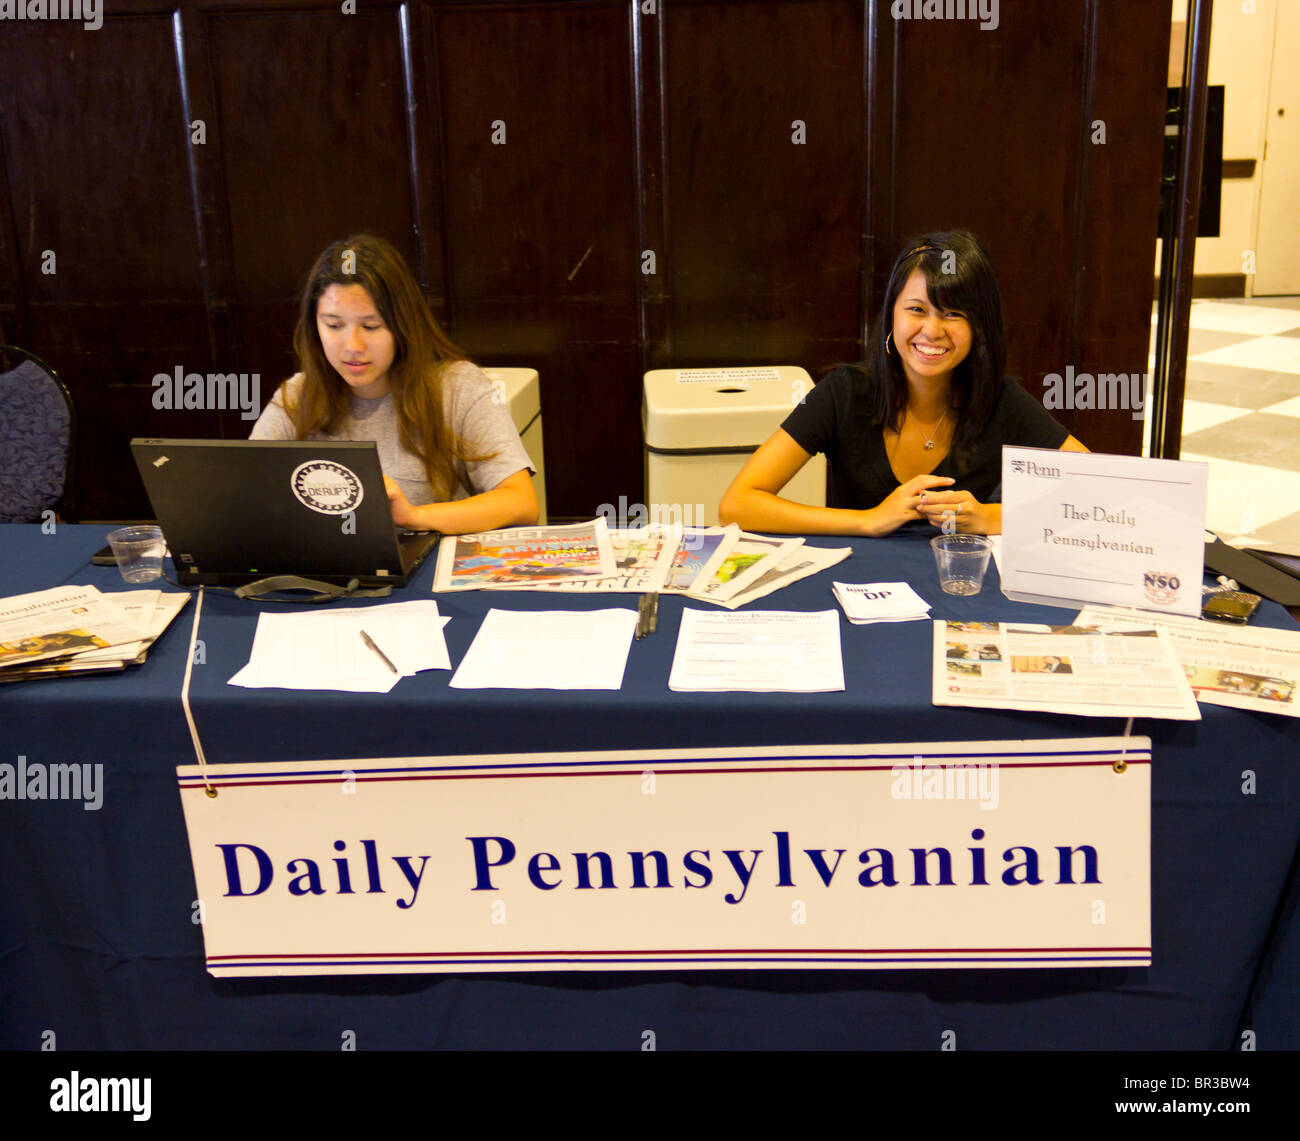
xmin=432 ymin=519 xmax=617 ymax=591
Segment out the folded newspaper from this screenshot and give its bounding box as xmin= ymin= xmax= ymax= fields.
xmin=527 ymin=523 xmax=683 ymax=594
xmin=432 ymin=519 xmax=843 ymax=604
xmin=0 ymin=585 xmax=189 ymax=682
xmin=932 ymin=620 xmax=1201 ymax=720
xmin=433 ymin=519 xmax=617 ymax=590
xmin=1072 ymin=605 xmax=1300 ymax=718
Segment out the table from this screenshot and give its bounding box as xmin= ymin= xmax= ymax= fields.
xmin=1 ymin=523 xmax=1297 ymax=1049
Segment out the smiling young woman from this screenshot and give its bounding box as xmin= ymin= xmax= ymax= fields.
xmin=719 ymin=230 xmax=1087 ymax=537
xmin=249 ymin=234 xmax=538 ymax=534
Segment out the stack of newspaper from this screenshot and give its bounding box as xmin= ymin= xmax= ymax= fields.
xmin=833 ymin=581 xmax=932 ymax=624
xmin=433 ymin=518 xmax=850 ymax=607
xmin=0 ymin=584 xmax=189 ymax=683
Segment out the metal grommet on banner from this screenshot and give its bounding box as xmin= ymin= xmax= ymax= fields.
xmin=1114 ymin=716 xmax=1134 ymax=772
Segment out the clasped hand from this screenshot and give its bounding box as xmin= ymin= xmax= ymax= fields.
xmin=877 ymin=476 xmax=992 ymax=534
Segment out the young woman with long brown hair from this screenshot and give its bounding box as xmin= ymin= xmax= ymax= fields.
xmin=251 ymin=234 xmax=537 ymax=533
xmin=720 ymin=230 xmax=1087 ymax=536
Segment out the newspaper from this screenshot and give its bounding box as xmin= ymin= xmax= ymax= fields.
xmin=687 ymin=533 xmax=804 ymax=603
xmin=0 ymin=585 xmax=156 ymax=669
xmin=709 ymin=545 xmax=852 ymax=610
xmin=1074 ymin=605 xmax=1300 ymax=718
xmin=0 ymin=587 xmax=189 ymax=679
xmin=433 ymin=519 xmax=616 ymax=591
xmin=57 ymin=591 xmax=191 ymax=666
xmin=529 ymin=524 xmax=683 ymax=594
xmin=932 ymin=620 xmax=1201 ymax=720
xmin=661 ymin=525 xmax=741 ymax=594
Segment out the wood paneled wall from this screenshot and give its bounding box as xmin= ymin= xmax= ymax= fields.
xmin=0 ymin=0 xmax=1170 ymax=521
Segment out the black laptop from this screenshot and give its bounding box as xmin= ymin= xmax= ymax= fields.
xmin=130 ymin=439 xmax=438 ymax=587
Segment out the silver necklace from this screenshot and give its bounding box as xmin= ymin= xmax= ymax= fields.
xmin=910 ymin=408 xmax=949 ymax=451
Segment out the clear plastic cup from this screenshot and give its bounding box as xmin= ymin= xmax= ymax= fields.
xmin=106 ymin=525 xmax=166 ymax=583
xmin=930 ymin=534 xmax=993 ymax=596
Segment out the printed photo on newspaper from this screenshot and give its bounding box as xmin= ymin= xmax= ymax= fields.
xmin=660 ymin=525 xmax=740 ymax=594
xmin=1073 ymin=605 xmax=1300 ymax=718
xmin=433 ymin=519 xmax=616 ymax=591
xmin=932 ymin=620 xmax=1200 ymax=720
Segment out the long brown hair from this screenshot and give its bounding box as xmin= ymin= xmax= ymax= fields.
xmin=286 ymin=234 xmax=491 ymax=500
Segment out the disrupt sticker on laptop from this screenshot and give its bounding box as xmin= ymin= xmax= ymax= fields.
xmin=291 ymin=461 xmax=365 ymax=515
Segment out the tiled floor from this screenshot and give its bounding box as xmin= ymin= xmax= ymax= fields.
xmin=1150 ymin=296 xmax=1300 ymax=554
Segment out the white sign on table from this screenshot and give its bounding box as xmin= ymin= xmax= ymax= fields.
xmin=1001 ymin=446 xmax=1207 ymax=615
xmin=178 ymin=737 xmax=1151 ymax=975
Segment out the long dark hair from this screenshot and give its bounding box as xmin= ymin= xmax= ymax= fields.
xmin=286 ymin=234 xmax=490 ymax=501
xmin=855 ymin=229 xmax=1007 ymax=470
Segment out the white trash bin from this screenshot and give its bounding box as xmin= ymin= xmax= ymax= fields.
xmin=642 ymin=365 xmax=827 ymax=527
xmin=482 ymin=367 xmax=547 ymax=525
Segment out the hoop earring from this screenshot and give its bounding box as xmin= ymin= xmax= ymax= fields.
xmin=885 ymin=331 xmax=894 ymax=356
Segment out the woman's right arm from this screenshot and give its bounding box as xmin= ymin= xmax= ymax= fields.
xmin=718 ymin=429 xmax=955 ymax=537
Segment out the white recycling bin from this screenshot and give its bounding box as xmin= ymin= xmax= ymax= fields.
xmin=642 ymin=365 xmax=826 ymax=527
xmin=482 ymin=367 xmax=547 ymax=525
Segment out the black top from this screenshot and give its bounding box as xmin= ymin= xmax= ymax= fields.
xmin=781 ymin=365 xmax=1069 ymax=511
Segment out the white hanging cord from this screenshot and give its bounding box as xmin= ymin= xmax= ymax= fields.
xmin=180 ymin=587 xmax=215 ymax=796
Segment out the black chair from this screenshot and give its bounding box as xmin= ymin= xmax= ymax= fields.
xmin=0 ymin=345 xmax=77 ymax=523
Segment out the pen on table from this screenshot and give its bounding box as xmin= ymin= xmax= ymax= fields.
xmin=648 ymin=591 xmax=658 ymax=635
xmin=360 ymin=629 xmax=399 ymax=674
xmin=635 ymin=594 xmax=650 ymax=639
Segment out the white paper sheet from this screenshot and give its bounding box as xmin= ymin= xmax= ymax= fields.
xmin=449 ymin=608 xmax=637 ymax=690
xmin=229 ymin=601 xmax=451 ymax=693
xmin=668 ymin=609 xmax=845 ymax=692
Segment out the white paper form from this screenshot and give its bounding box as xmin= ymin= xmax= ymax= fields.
xmin=229 ymin=601 xmax=451 ymax=693
xmin=668 ymin=609 xmax=845 ymax=692
xmin=449 ymin=608 xmax=637 ymax=690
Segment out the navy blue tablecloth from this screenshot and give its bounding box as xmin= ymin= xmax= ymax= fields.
xmin=1 ymin=523 xmax=1296 ymax=1049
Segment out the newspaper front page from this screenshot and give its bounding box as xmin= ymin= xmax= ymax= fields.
xmin=1074 ymin=606 xmax=1300 ymax=718
xmin=528 ymin=524 xmax=682 ymax=594
xmin=932 ymin=620 xmax=1200 ymax=720
xmin=433 ymin=519 xmax=616 ymax=591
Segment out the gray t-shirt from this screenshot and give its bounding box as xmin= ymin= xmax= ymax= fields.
xmin=249 ymin=360 xmax=534 ymax=505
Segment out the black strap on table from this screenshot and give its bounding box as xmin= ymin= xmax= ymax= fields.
xmin=233 ymin=575 xmax=393 ymax=604
xmin=1204 ymin=539 xmax=1300 ymax=607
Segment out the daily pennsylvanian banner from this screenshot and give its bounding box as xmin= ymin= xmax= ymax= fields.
xmin=177 ymin=738 xmax=1151 ymax=975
